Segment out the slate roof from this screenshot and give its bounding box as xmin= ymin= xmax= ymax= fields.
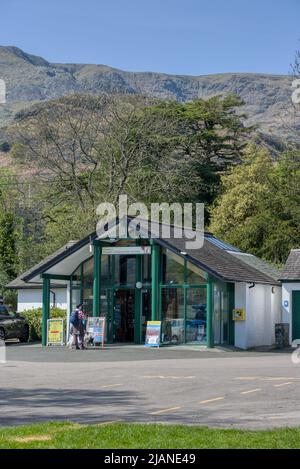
xmin=7 ymin=221 xmax=281 ymax=288
xmin=280 ymin=249 xmax=300 ymax=281
xmin=229 ymin=252 xmax=281 ymax=282
xmin=155 ymin=234 xmax=280 ymax=285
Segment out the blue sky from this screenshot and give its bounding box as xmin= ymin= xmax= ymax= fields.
xmin=0 ymin=0 xmax=299 ymax=75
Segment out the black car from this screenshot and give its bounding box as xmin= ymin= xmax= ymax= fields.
xmin=0 ymin=305 xmax=29 ymax=342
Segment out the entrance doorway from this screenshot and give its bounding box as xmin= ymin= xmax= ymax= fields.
xmin=113 ymin=289 xmax=135 ymax=342
xmin=292 ymin=291 xmax=300 ymax=341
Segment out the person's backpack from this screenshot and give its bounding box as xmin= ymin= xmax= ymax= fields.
xmin=70 ymin=310 xmax=79 ymax=327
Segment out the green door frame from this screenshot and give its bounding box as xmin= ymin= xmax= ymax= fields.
xmin=92 ymin=243 xmax=102 ymax=317
xmin=42 ymin=277 xmax=50 ymax=346
xmin=206 ymin=276 xmax=214 ymax=348
xmin=151 ymin=242 xmax=160 ymax=321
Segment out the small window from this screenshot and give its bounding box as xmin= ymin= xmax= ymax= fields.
xmin=186 ymin=261 xmax=206 ymax=285
xmin=162 ymin=249 xmax=185 ymax=284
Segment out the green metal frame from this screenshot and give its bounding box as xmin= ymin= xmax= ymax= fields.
xmin=63 ymin=241 xmax=232 ymax=349
xmin=92 ymin=243 xmax=102 ymax=317
xmin=206 ymin=276 xmax=214 ymax=348
xmin=151 ymin=242 xmax=160 ymax=321
xmin=135 ymin=242 xmax=142 ymax=344
xmin=42 ymin=277 xmax=50 ymax=346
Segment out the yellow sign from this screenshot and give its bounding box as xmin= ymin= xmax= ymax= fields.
xmin=232 ymin=308 xmax=245 ymax=321
xmin=47 ymin=319 xmax=64 ymax=345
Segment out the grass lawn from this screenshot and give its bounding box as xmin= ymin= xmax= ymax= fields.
xmin=0 ymin=422 xmax=300 ymax=449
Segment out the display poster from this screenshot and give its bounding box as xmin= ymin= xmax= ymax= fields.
xmin=87 ymin=317 xmax=106 ymax=348
xmin=145 ymin=321 xmax=161 ymax=347
xmin=47 ymin=319 xmax=64 ymax=346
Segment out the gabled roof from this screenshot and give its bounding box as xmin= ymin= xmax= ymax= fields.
xmin=6 ymin=241 xmax=78 ymax=289
xmin=7 ymin=220 xmax=281 ymax=288
xmin=280 ymin=249 xmax=300 ymax=281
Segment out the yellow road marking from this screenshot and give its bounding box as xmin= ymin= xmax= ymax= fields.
xmin=235 ymin=377 xmax=258 ymax=380
xmin=95 ymin=420 xmax=124 ymax=426
xmin=150 ymin=406 xmax=182 ymax=415
xmin=100 ymin=384 xmax=123 ymax=389
xmin=240 ymin=388 xmax=261 ymax=395
xmin=273 ymin=382 xmax=293 ymax=388
xmin=265 ymin=377 xmax=296 ymax=381
xmin=143 ymin=375 xmax=195 ymax=379
xmin=199 ymin=397 xmax=225 ymax=404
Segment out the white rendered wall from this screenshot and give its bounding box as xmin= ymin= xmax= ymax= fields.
xmin=17 ymin=288 xmax=67 ymax=312
xmin=282 ymin=282 xmax=300 ymax=343
xmin=234 ymin=283 xmax=282 ymax=349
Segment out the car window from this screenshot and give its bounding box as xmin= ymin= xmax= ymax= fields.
xmin=0 ymin=305 xmax=9 ymax=315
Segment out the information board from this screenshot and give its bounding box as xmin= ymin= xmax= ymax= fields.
xmin=145 ymin=321 xmax=161 ymax=347
xmin=87 ymin=317 xmax=106 ymax=348
xmin=47 ymin=319 xmax=64 ymax=346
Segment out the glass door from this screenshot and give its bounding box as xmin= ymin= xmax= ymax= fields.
xmin=186 ymin=287 xmax=207 ymax=344
xmin=141 ymin=289 xmax=151 ymax=342
xmin=113 ymin=289 xmax=135 ymax=343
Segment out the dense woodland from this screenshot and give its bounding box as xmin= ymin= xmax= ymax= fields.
xmin=0 ymin=57 xmax=299 ymax=303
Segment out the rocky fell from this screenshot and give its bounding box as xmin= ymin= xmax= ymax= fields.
xmin=0 ymin=46 xmax=299 ymax=142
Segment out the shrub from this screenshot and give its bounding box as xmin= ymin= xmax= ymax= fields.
xmin=21 ymin=307 xmax=67 ymax=342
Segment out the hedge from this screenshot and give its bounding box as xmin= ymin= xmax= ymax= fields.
xmin=21 ymin=307 xmax=67 ymax=342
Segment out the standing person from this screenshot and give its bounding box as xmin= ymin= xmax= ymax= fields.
xmin=78 ymin=306 xmax=87 ymax=350
xmin=69 ymin=304 xmax=85 ymax=350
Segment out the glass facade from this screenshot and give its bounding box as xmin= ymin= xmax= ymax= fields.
xmin=186 ymin=288 xmax=207 ymax=344
xmin=69 ymin=242 xmax=230 ymax=346
xmin=160 ymin=249 xmax=207 ymax=345
xmin=161 ymin=288 xmax=185 ymax=344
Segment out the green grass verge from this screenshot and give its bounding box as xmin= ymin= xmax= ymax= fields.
xmin=0 ymin=422 xmax=300 ymax=449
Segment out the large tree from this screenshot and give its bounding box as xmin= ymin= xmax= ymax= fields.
xmin=209 ymin=145 xmax=300 ymax=264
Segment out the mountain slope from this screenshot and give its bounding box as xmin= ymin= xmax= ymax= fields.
xmin=0 ymin=45 xmax=298 ymax=141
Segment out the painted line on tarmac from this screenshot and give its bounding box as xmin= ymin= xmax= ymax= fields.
xmin=150 ymin=406 xmax=182 ymax=415
xmin=199 ymin=397 xmax=225 ymax=405
xmin=234 ymin=377 xmax=258 ymax=381
xmin=142 ymin=375 xmax=195 ymax=380
xmin=265 ymin=377 xmax=296 ymax=381
xmin=240 ymin=388 xmax=261 ymax=395
xmin=273 ymin=382 xmax=293 ymax=388
xmin=95 ymin=419 xmax=124 ymax=426
xmin=100 ymin=384 xmax=123 ymax=389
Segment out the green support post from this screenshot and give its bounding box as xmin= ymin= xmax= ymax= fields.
xmin=151 ymin=243 xmax=159 ymax=321
xmin=135 ymin=253 xmax=142 ymax=344
xmin=93 ymin=243 xmax=102 ymax=317
xmin=42 ymin=277 xmax=50 ymax=346
xmin=206 ymin=277 xmax=214 ymax=348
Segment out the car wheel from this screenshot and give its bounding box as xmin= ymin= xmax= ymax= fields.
xmin=0 ymin=328 xmax=5 ymax=341
xmin=19 ymin=325 xmax=29 ymax=343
